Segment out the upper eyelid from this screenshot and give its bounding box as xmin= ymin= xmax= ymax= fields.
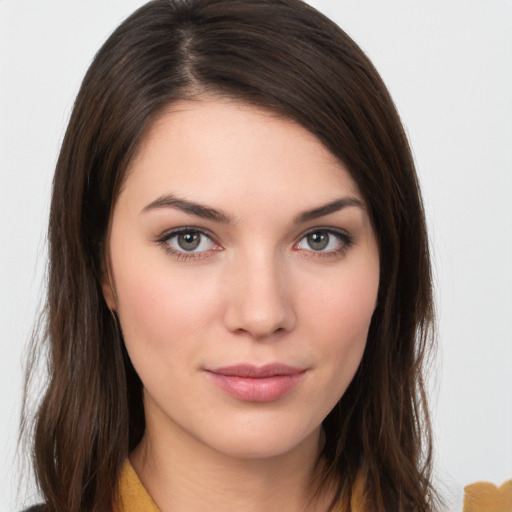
xmin=157 ymin=226 xmax=218 ymax=242
xmin=297 ymin=226 xmax=351 ymax=239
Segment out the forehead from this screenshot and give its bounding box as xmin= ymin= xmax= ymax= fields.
xmin=119 ymin=99 xmax=362 ymax=212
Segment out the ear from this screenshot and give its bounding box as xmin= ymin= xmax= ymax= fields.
xmin=101 ymin=253 xmax=118 ymax=311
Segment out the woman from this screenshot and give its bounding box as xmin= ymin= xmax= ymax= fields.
xmin=22 ymin=0 xmax=438 ymax=510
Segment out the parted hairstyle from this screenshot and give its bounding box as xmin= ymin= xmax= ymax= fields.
xmin=22 ymin=0 xmax=438 ymax=511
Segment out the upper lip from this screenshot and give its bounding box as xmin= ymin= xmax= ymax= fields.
xmin=206 ymin=363 xmax=305 ymax=378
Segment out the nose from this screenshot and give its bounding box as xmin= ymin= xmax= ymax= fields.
xmin=222 ymin=250 xmax=297 ymax=340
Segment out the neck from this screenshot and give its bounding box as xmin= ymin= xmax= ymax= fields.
xmin=130 ymin=415 xmax=332 ymax=512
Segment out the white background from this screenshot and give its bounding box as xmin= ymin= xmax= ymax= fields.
xmin=1 ymin=1 xmax=511 ymax=510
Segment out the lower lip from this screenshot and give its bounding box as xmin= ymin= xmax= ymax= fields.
xmin=205 ymin=371 xmax=305 ymax=402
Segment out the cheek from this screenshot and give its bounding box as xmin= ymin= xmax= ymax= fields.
xmin=113 ymin=256 xmax=219 ymax=362
xmin=301 ymin=261 xmax=379 ymax=383
xmin=305 ymin=264 xmax=378 ymax=339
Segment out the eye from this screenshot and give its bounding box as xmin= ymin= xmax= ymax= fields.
xmin=157 ymin=228 xmax=221 ymax=258
xmin=295 ymin=229 xmax=352 ymax=255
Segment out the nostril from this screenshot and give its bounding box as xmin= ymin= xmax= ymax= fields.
xmin=229 ymin=323 xmax=291 ymax=342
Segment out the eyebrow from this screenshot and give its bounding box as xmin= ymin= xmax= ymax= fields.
xmin=142 ymin=194 xmax=232 ymax=223
xmin=142 ymin=193 xmax=364 ymax=224
xmin=294 ymin=197 xmax=364 ymax=224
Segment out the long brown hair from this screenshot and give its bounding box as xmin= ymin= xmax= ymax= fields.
xmin=23 ymin=0 xmax=438 ymax=510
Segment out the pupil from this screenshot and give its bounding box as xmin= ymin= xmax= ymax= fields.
xmin=178 ymin=232 xmax=200 ymax=251
xmin=308 ymin=232 xmax=328 ymax=250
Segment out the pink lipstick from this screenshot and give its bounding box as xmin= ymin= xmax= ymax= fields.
xmin=205 ymin=364 xmax=306 ymax=402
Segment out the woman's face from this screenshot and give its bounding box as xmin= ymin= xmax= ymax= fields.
xmin=104 ymin=99 xmax=380 ymax=459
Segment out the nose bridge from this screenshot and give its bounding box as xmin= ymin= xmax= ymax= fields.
xmin=223 ymin=245 xmax=296 ymax=339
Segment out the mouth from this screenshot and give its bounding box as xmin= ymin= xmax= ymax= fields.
xmin=204 ymin=364 xmax=306 ymax=402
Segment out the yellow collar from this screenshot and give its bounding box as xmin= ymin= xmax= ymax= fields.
xmin=115 ymin=460 xmax=160 ymax=512
xmin=114 ymin=459 xmax=362 ymax=512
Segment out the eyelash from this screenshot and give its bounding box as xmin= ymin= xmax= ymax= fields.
xmin=155 ymin=227 xmax=353 ymax=261
xmin=156 ymin=227 xmax=221 ymax=261
xmin=294 ymin=228 xmax=353 ymax=259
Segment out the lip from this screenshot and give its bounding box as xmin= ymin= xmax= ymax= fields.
xmin=204 ymin=364 xmax=306 ymax=402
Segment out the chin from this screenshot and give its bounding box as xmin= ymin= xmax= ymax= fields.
xmin=194 ymin=419 xmax=321 ymax=461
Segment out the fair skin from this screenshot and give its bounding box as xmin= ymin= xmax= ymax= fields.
xmin=103 ymin=99 xmax=380 ymax=512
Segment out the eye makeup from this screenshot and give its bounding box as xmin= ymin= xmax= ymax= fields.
xmin=155 ymin=226 xmax=222 ymax=261
xmin=154 ymin=225 xmax=354 ymax=262
xmin=294 ymin=227 xmax=354 ymax=259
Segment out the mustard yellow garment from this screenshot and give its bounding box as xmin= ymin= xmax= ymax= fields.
xmin=114 ymin=459 xmax=364 ymax=512
xmin=115 ymin=461 xmax=160 ymax=512
xmin=463 ymin=480 xmax=512 ymax=512
xmin=114 ymin=460 xmax=512 ymax=512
